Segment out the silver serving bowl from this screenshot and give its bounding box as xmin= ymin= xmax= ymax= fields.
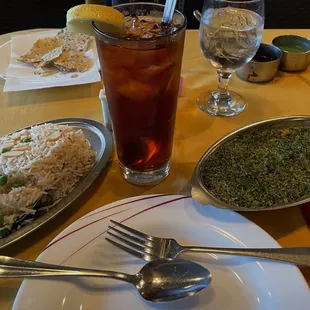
xmin=0 ymin=119 xmax=113 ymax=250
xmin=236 ymin=43 xmax=282 ymax=83
xmin=272 ymin=35 xmax=310 ymax=72
xmin=191 ymin=116 xmax=310 ymax=211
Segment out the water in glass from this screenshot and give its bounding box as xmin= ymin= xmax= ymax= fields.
xmin=200 ymin=7 xmax=264 ymax=72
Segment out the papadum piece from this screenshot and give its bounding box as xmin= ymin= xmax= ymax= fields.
xmin=53 ymin=50 xmax=93 ymax=72
xmin=38 ymin=46 xmax=64 ymax=67
xmin=56 ymin=29 xmax=91 ymax=54
xmin=18 ymin=37 xmax=61 ymax=63
xmin=34 ymin=66 xmax=59 ymax=76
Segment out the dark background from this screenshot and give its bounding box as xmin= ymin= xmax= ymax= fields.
xmin=1 ymin=0 xmax=310 ymax=35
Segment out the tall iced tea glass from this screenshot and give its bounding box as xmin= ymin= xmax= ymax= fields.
xmin=93 ymin=3 xmax=186 ymax=185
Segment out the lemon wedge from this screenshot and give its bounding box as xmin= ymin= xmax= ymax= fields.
xmin=66 ymin=4 xmax=124 ymax=36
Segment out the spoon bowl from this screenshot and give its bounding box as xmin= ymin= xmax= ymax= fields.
xmin=136 ymin=258 xmax=212 ymax=302
xmin=0 ymin=256 xmax=211 ymax=303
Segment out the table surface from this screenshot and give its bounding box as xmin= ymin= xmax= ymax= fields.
xmin=0 ymin=29 xmax=309 ymax=309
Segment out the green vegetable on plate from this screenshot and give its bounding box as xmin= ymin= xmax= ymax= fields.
xmin=201 ymin=127 xmax=310 ymax=209
xmin=0 ymin=175 xmax=8 ymax=186
xmin=0 ymin=228 xmax=10 ymax=237
xmin=12 ymin=183 xmax=23 ymax=188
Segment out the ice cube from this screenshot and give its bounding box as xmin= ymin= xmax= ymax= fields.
xmin=140 ymin=21 xmax=162 ymax=38
xmin=133 ymin=62 xmax=175 ymax=92
xmin=116 ymin=79 xmax=155 ymax=102
xmin=123 ymin=14 xmax=146 ymax=38
xmin=103 ymin=67 xmax=131 ymax=85
xmin=141 ymin=62 xmax=174 ymax=77
xmin=124 ymin=15 xmax=140 ymax=30
xmin=123 ymin=15 xmax=172 ymax=39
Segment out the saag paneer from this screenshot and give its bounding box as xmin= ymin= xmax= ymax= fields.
xmin=201 ymin=127 xmax=310 ymax=209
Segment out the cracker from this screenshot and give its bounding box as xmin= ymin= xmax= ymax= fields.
xmin=39 ymin=46 xmax=64 ymax=67
xmin=54 ymin=64 xmax=71 ymax=73
xmin=18 ymin=30 xmax=93 ymax=75
xmin=18 ymin=37 xmax=61 ymax=63
xmin=34 ymin=67 xmax=44 ymax=75
xmin=56 ymin=29 xmax=91 ymax=54
xmin=53 ymin=50 xmax=93 ymax=72
xmin=34 ymin=65 xmax=59 ymax=76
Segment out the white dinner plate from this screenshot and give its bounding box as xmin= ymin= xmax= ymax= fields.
xmin=0 ymin=28 xmax=99 ymax=80
xmin=14 ymin=195 xmax=309 ymax=310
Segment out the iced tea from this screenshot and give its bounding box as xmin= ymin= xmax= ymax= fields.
xmin=94 ymin=3 xmax=186 ymax=184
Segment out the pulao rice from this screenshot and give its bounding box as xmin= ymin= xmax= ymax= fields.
xmin=0 ymin=123 xmax=95 ymax=228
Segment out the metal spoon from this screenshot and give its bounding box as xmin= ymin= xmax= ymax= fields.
xmin=193 ymin=10 xmax=202 ymax=22
xmin=0 ymin=256 xmax=211 ymax=302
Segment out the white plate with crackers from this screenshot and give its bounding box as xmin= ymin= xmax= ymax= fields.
xmin=2 ymin=29 xmax=101 ymax=91
xmin=0 ymin=28 xmax=42 ymax=79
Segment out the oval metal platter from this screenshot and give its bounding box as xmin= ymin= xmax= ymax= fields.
xmin=191 ymin=115 xmax=310 ymax=211
xmin=0 ymin=118 xmax=113 ymax=250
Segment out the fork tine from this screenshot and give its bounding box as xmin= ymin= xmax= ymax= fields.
xmin=105 ymin=238 xmax=153 ymax=262
xmin=108 ymin=226 xmax=153 ymax=248
xmin=110 ymin=220 xmax=153 ymax=242
xmin=107 ymin=231 xmax=153 ymax=254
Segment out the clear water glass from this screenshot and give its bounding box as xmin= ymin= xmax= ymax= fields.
xmin=197 ymin=0 xmax=265 ymax=117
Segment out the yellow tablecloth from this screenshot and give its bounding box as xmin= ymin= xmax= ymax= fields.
xmin=0 ymin=29 xmax=309 ymax=309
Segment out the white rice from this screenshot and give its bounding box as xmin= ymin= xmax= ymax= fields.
xmin=0 ymin=123 xmax=95 ymax=226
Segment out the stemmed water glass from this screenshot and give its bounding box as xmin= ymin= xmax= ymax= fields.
xmin=197 ymin=0 xmax=265 ymax=117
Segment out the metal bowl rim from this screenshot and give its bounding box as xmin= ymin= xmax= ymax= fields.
xmin=250 ymin=43 xmax=283 ymax=63
xmin=272 ymin=35 xmax=310 ymax=55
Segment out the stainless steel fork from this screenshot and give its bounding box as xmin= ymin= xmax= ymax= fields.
xmin=106 ymin=220 xmax=310 ymax=266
